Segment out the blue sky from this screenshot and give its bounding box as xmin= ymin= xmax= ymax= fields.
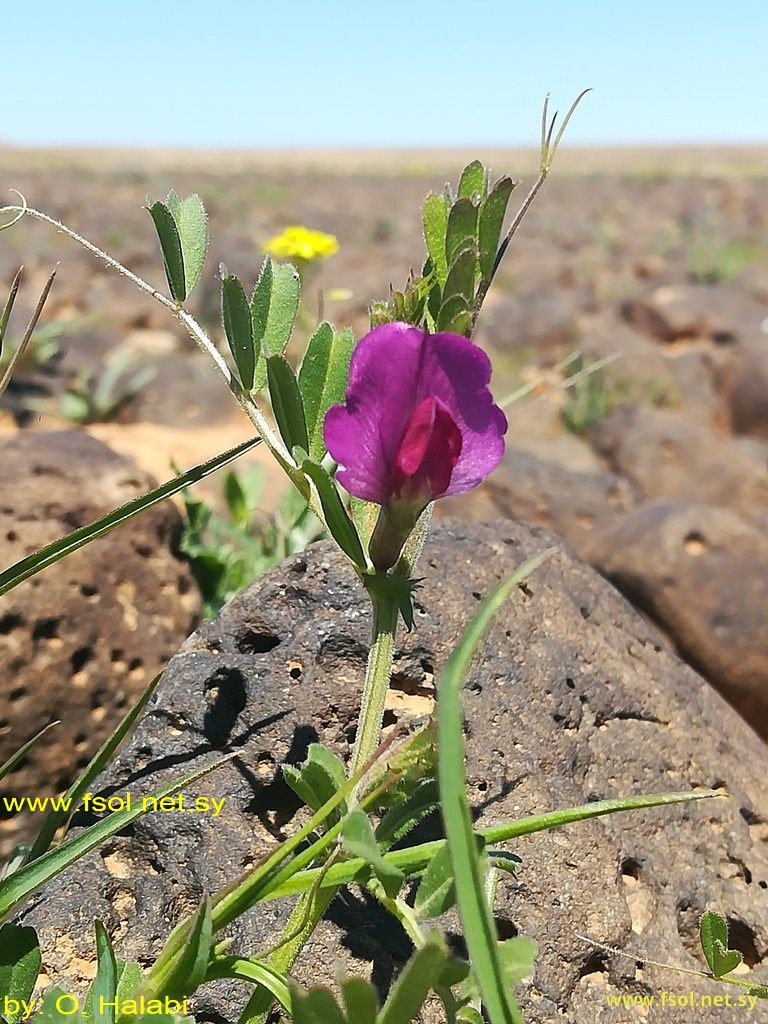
xmin=5 ymin=0 xmax=767 ymax=148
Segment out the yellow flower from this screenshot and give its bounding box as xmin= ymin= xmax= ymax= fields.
xmin=262 ymin=225 xmax=339 ymax=262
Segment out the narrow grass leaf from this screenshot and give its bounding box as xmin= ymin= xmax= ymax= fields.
xmin=204 ymin=956 xmax=291 ymax=1011
xmin=0 ymin=267 xmax=22 ymax=360
xmin=162 ymin=894 xmax=213 ymax=998
xmin=90 ymin=921 xmax=118 ymax=1024
xmin=0 ymin=435 xmax=262 ymax=598
xmin=438 ymin=553 xmax=549 ymax=1024
xmin=28 ymin=672 xmax=164 ymax=862
xmin=222 ymin=274 xmax=256 ymax=390
xmin=0 ymin=923 xmax=41 ymax=1021
xmin=0 ymin=721 xmax=59 ymax=784
xmin=147 ymin=200 xmax=186 ymax=302
xmin=0 ymin=756 xmax=233 ymax=922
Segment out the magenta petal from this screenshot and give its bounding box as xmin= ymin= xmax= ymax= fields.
xmin=392 ymin=396 xmax=462 ymax=500
xmin=323 ymin=322 xmax=507 ymax=505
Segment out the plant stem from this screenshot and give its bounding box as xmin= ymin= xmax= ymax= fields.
xmin=349 ymin=586 xmax=400 ymax=785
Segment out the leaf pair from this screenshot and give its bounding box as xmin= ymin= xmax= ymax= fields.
xmin=147 ymin=191 xmax=207 ymax=304
xmin=221 ymin=256 xmax=300 ymax=393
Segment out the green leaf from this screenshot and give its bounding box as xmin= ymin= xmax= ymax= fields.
xmin=436 ymin=294 xmax=472 ymax=335
xmin=266 ymin=354 xmax=309 ymax=454
xmin=222 ymin=274 xmax=256 ymax=391
xmin=282 ymin=744 xmax=347 ymax=824
xmin=442 ymin=247 xmax=477 ymax=310
xmin=147 ymin=199 xmax=186 ymax=302
xmin=165 ymin=894 xmax=213 ymax=998
xmin=457 ymin=161 xmax=488 ymax=202
xmin=423 ymin=192 xmax=450 ymax=287
xmin=438 ymin=553 xmax=549 ymax=1024
xmin=445 ymin=197 xmax=480 ymax=269
xmin=204 ymin=955 xmax=291 ymax=1011
xmin=478 ymin=177 xmax=516 ymax=281
xmin=497 ymin=936 xmax=537 ymax=985
xmin=0 ymin=721 xmax=58 ymax=785
xmin=0 ymin=923 xmax=41 ymax=1022
xmin=33 ymin=986 xmax=83 ymax=1022
xmin=414 ymin=842 xmax=458 ymax=919
xmin=375 ymin=779 xmax=438 ymax=847
xmin=250 ymin=256 xmax=272 ymax=392
xmin=298 ymin=324 xmax=354 ymax=462
xmin=700 ymin=911 xmax=743 ymax=977
xmin=174 ymin=193 xmax=208 ymax=296
xmin=90 ymin=922 xmax=118 ymax=1024
xmin=290 ymin=984 xmax=346 ymax=1024
xmin=378 ymin=939 xmax=457 ymax=1024
xmin=341 ymin=810 xmax=404 ymax=899
xmin=0 ymin=435 xmax=262 ymax=599
xmin=301 ymin=461 xmax=366 ymax=569
xmin=262 ymin=262 xmax=300 ymax=357
xmin=340 ymin=976 xmax=378 ymax=1024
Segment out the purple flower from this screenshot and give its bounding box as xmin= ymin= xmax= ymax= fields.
xmin=324 ymin=323 xmax=507 ymax=570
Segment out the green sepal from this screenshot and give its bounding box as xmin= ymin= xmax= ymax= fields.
xmin=362 ymin=572 xmax=422 ymax=632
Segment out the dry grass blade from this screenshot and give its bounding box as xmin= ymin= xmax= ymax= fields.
xmin=0 ymin=267 xmax=57 ymax=399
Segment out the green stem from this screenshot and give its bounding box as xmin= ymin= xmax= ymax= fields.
xmin=349 ymin=587 xmax=400 ymax=783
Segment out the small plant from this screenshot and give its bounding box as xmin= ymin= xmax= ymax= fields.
xmin=177 ymin=465 xmax=323 ymax=617
xmin=560 ymin=356 xmax=626 ymax=435
xmin=55 ymin=354 xmax=156 ymax=424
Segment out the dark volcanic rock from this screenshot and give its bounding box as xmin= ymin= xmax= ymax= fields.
xmin=18 ymin=521 xmax=768 ymax=1023
xmin=583 ymin=500 xmax=768 ymax=738
xmin=0 ymin=430 xmax=201 ymax=856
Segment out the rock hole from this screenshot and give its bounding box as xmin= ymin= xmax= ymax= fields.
xmin=71 ymin=646 xmax=94 ymax=674
xmin=621 ymin=857 xmax=642 ymax=879
xmin=725 ymin=918 xmax=761 ymax=968
xmin=0 ymin=613 xmax=24 ymax=634
xmin=382 ymin=709 xmax=398 ymax=728
xmin=9 ymin=687 xmax=26 ymax=702
xmin=683 ymin=531 xmax=706 ymax=556
xmin=578 ymin=950 xmax=609 ymax=978
xmin=494 ymin=917 xmax=518 ymax=940
xmin=110 ymin=649 xmax=125 ymax=663
xmin=287 ymin=660 xmax=303 ymax=679
xmin=133 ymin=542 xmax=153 ymax=557
xmin=565 ymin=677 xmax=576 ymax=690
xmin=203 ymin=667 xmax=247 ymax=746
xmin=580 ymin=605 xmax=591 ymax=620
xmin=33 ymin=617 xmax=61 ymax=643
xmin=6 ymin=530 xmax=17 ymax=542
xmin=236 ymin=628 xmax=281 ymax=654
xmin=80 ymin=583 xmax=98 ymax=598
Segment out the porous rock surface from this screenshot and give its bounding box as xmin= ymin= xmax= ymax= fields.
xmin=19 ymin=521 xmax=768 ymax=1023
xmin=0 ymin=430 xmax=201 ymax=856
